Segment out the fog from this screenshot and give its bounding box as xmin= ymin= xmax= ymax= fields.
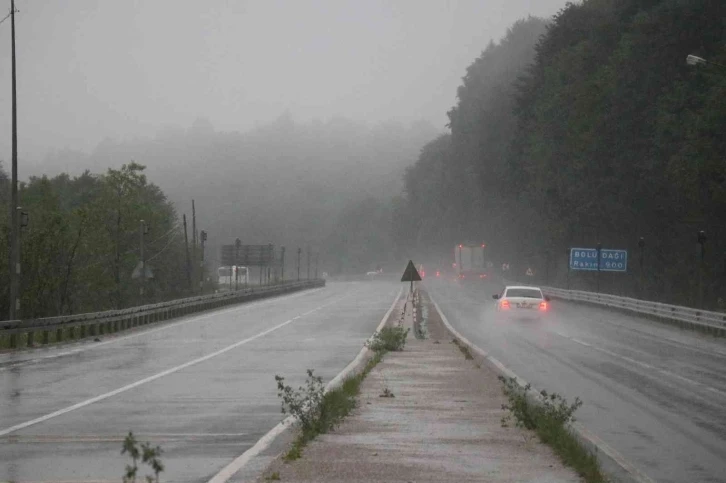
xmin=0 ymin=0 xmax=565 ymax=163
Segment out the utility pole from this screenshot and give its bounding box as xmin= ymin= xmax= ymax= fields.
xmin=191 ymin=200 xmax=197 ymax=282
xmin=297 ymin=247 xmax=301 ymax=281
xmin=183 ymin=214 xmax=192 ymax=292
xmin=8 ymin=0 xmax=20 ymax=320
xmin=280 ymin=246 xmax=286 ymax=282
xmin=200 ymin=230 xmax=207 ymax=293
xmin=315 ymin=253 xmax=319 ymax=279
xmin=139 ymin=220 xmax=148 ymax=302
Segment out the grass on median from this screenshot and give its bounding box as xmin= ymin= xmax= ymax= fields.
xmin=275 ymin=325 xmax=407 ymax=462
xmin=451 ymin=338 xmax=474 ymax=360
xmin=498 ymin=376 xmax=606 ymax=483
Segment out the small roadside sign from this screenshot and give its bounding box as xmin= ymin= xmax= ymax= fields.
xmin=569 ymin=248 xmax=628 ymax=272
xmin=525 ymin=268 xmax=534 ymax=277
xmin=401 ymin=260 xmax=422 ymax=293
xmin=401 ymin=260 xmax=422 ymax=282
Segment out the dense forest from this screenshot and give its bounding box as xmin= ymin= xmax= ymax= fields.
xmin=0 ymin=162 xmax=196 ymax=318
xmin=397 ymin=0 xmax=726 ymax=307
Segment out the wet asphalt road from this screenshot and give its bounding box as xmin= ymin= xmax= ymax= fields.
xmin=426 ymin=277 xmax=726 ymax=483
xmin=0 ymin=281 xmax=400 ymax=483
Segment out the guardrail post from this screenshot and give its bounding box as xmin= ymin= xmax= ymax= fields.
xmin=9 ymin=333 xmax=17 ymax=349
xmin=80 ymin=324 xmax=87 ymax=339
xmin=56 ymin=327 xmax=63 ymax=342
xmin=42 ymin=330 xmax=49 ymax=345
xmin=69 ymin=326 xmax=76 ymax=340
xmin=27 ymin=330 xmax=34 ymax=347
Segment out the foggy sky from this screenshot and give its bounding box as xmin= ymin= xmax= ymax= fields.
xmin=0 ymin=0 xmax=566 ymax=166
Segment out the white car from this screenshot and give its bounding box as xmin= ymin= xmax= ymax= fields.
xmin=492 ymin=285 xmax=550 ymax=319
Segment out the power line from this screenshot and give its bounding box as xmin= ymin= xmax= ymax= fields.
xmin=0 ymin=4 xmax=18 ymax=27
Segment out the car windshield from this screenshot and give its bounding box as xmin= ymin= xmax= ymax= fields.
xmin=505 ymin=288 xmax=542 ymax=299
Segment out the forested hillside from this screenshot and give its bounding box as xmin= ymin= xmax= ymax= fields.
xmin=0 ymin=163 xmax=194 ymax=318
xmin=398 ymin=0 xmax=726 ymax=307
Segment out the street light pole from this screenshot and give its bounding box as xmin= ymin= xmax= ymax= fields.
xmin=8 ymin=0 xmax=20 ymax=320
xmin=297 ymin=248 xmax=301 ymax=281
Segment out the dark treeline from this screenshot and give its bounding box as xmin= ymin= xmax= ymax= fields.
xmin=0 ymin=162 xmax=195 ymax=319
xmin=396 ymin=0 xmax=726 ymax=308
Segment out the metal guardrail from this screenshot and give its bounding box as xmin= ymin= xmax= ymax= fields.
xmin=529 ymin=284 xmax=726 ymax=334
xmin=0 ymin=280 xmax=325 ymax=348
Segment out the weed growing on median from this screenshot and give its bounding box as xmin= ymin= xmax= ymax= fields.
xmin=276 ymin=352 xmax=385 ymax=461
xmin=122 ymin=431 xmax=164 ymax=483
xmin=498 ymin=376 xmax=605 ymax=483
xmin=366 ymin=326 xmax=409 ymax=352
xmin=451 ymin=338 xmax=474 ymax=360
xmin=265 ymin=471 xmax=281 ymax=481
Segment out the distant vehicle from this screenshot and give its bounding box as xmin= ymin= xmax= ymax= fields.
xmin=218 ymin=265 xmax=250 ymax=289
xmin=492 ymin=285 xmax=550 ymax=319
xmin=365 ymin=268 xmax=383 ymax=278
xmin=455 ymin=244 xmax=489 ymax=280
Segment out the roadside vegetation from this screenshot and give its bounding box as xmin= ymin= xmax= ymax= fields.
xmin=498 ymin=376 xmax=605 ymax=483
xmin=274 ymin=325 xmax=407 ymax=462
xmin=121 ymin=431 xmax=164 ymax=483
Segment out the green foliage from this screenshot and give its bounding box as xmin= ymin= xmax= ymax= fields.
xmin=451 ymin=338 xmax=473 ymax=360
xmin=365 ymin=326 xmax=409 ymax=352
xmin=276 ymin=354 xmax=384 ymax=461
xmin=122 ymin=432 xmax=164 ymax=483
xmin=498 ymin=376 xmax=603 ymax=482
xmin=399 ymin=1 xmax=726 ymax=307
xmin=0 ymin=162 xmax=205 ymax=320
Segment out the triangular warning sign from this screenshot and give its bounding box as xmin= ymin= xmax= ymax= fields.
xmin=526 ymin=268 xmax=534 ymax=277
xmin=401 ymin=260 xmax=422 ymax=282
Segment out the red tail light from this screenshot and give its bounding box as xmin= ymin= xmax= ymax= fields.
xmin=501 ymin=300 xmax=510 ymax=310
xmin=539 ymin=301 xmax=548 ymax=311
xmin=436 ymin=271 xmax=440 ymax=277
xmin=479 ymin=274 xmax=486 ymax=279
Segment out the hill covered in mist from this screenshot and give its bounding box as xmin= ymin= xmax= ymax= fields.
xmin=34 ymin=115 xmax=440 ymax=268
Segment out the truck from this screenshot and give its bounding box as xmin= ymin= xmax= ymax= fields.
xmin=454 ymin=244 xmax=489 ymax=280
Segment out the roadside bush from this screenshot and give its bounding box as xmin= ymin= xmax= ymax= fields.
xmin=498 ymin=376 xmax=604 ymax=483
xmin=366 ymin=326 xmax=409 ymax=352
xmin=122 ymin=431 xmax=164 ymax=483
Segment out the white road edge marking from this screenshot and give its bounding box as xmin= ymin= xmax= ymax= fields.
xmin=428 ymin=294 xmax=656 ymax=483
xmin=0 ymin=288 xmax=324 ymax=372
xmin=553 ymin=330 xmax=726 ymax=398
xmin=0 ymin=295 xmax=342 ymax=438
xmin=206 ymin=287 xmax=403 ymax=483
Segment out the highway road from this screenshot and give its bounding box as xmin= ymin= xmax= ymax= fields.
xmin=0 ymin=281 xmax=400 ymax=483
xmin=426 ymin=278 xmax=726 ymax=483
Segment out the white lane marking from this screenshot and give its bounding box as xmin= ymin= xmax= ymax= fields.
xmin=0 ymin=295 xmax=343 ymax=438
xmin=206 ymin=287 xmax=403 ymax=483
xmin=428 ymin=293 xmax=656 ymax=483
xmin=552 ymin=331 xmax=726 ymax=398
xmin=0 ymin=288 xmax=324 ymax=372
